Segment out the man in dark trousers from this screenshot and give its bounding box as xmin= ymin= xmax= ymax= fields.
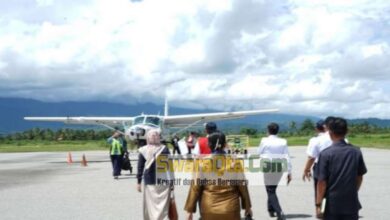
xmin=258 ymin=123 xmax=292 ymax=220
xmin=171 ymin=134 xmax=181 ymax=155
xmin=107 ymin=131 xmax=125 ymax=179
xmin=316 ymin=117 xmax=367 ymax=219
xmin=302 ymin=119 xmax=331 ymax=203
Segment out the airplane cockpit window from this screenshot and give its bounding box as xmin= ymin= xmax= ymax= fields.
xmin=133 ymin=116 xmax=145 ymax=125
xmin=145 ymin=117 xmax=161 ymax=126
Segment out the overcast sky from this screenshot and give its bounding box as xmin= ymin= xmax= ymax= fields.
xmin=0 ymin=0 xmax=389 ymax=119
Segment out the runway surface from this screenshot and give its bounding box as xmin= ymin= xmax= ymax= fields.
xmin=0 ymin=147 xmax=389 ymax=220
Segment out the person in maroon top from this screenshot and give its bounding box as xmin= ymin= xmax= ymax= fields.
xmin=186 ymin=131 xmax=197 ymax=154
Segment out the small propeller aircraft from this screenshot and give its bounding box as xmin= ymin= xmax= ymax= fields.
xmin=24 ymin=100 xmax=278 ymax=146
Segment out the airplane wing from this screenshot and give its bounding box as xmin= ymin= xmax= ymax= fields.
xmin=163 ymin=109 xmax=278 ymax=127
xmin=24 ymin=117 xmax=134 ymax=126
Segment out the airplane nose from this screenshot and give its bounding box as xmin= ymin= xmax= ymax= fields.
xmin=135 ymin=127 xmax=145 ymax=136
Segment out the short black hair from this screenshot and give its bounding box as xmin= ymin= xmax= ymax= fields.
xmin=205 ymin=122 xmax=217 ymax=134
xmin=267 ymin=123 xmax=279 ymax=135
xmin=329 ymin=117 xmax=348 ymax=136
xmin=324 ymin=116 xmax=336 ymax=127
xmin=316 ymin=120 xmax=325 ymax=131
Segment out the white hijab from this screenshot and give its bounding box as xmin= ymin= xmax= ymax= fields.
xmin=139 ymin=129 xmax=165 ymax=168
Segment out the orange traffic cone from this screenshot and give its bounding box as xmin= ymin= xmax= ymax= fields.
xmin=81 ymin=154 xmax=88 ymax=167
xmin=67 ymin=152 xmax=73 ymax=164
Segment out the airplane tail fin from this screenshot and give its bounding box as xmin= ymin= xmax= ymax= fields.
xmin=164 ymin=97 xmax=169 ymax=117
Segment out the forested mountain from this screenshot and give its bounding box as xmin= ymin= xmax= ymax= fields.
xmin=1 ymin=97 xmax=389 ymax=134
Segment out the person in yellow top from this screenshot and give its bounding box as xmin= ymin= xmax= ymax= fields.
xmin=107 ymin=131 xmax=125 ymax=179
xmin=184 ymin=131 xmax=253 ymax=220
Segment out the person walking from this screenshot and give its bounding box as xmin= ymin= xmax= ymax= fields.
xmin=302 ymin=117 xmax=334 ymax=207
xmin=316 ymin=117 xmax=367 ymax=219
xmin=137 ymin=129 xmax=173 ymax=220
xmin=185 ymin=132 xmax=252 ymax=220
xmin=171 ymin=134 xmax=181 ymax=155
xmin=186 ymin=132 xmax=197 ymax=154
xmin=107 ymin=131 xmax=125 ymax=179
xmin=193 ymin=122 xmax=219 ymax=155
xmin=258 ymin=123 xmax=292 ymax=220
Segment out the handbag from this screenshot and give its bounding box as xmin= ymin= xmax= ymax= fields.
xmin=168 ymin=192 xmax=178 ymax=220
xmin=121 ymin=155 xmax=131 ymax=171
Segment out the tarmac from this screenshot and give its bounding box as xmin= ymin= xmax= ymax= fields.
xmin=0 ymin=147 xmax=389 ymax=220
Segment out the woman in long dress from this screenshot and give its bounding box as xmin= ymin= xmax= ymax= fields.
xmin=185 ymin=131 xmax=253 ymax=220
xmin=137 ymin=129 xmax=172 ymax=220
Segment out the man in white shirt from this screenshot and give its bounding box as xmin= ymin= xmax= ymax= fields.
xmin=302 ymin=117 xmax=334 ymax=203
xmin=258 ymin=123 xmax=291 ymax=220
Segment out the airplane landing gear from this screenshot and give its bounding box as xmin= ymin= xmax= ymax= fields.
xmin=136 ymin=139 xmax=146 ymax=148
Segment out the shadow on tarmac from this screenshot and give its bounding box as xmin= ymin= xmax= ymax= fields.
xmin=285 ymin=213 xmax=312 ymax=219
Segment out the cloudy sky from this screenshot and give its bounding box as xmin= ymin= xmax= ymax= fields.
xmin=0 ymin=0 xmax=389 ymax=118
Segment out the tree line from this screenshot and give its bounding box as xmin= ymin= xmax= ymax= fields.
xmin=0 ymin=128 xmax=114 ymax=141
xmin=239 ymin=119 xmax=390 ymax=136
xmin=1 ymin=119 xmax=389 ymax=141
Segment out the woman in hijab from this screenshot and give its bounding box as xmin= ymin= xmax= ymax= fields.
xmin=185 ymin=131 xmax=253 ymax=220
xmin=137 ymin=129 xmax=172 ymax=220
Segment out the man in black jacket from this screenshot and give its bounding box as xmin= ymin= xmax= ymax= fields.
xmin=316 ymin=117 xmax=367 ymax=220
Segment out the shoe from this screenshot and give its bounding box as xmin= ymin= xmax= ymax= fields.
xmin=114 ymin=176 xmax=119 ymax=180
xmin=268 ymin=211 xmax=276 ymax=217
xmin=277 ymin=212 xmax=286 ymax=220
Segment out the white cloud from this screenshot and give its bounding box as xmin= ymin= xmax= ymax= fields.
xmin=36 ymin=0 xmax=54 ymax=7
xmin=0 ymin=0 xmax=389 ymax=119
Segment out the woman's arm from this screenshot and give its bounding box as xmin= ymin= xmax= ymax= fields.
xmin=238 ymin=185 xmax=252 ymax=210
xmin=137 ymin=153 xmax=146 ymax=184
xmin=184 ymin=184 xmax=203 ymax=213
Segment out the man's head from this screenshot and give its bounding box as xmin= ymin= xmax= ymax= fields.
xmin=328 ymin=117 xmax=348 ymax=140
xmin=205 ymin=122 xmax=217 ymax=134
xmin=267 ymin=122 xmax=279 ymax=135
xmin=315 ymin=120 xmax=325 ymax=132
xmin=113 ymin=131 xmax=121 ymax=139
xmin=324 ymin=116 xmax=336 ymax=131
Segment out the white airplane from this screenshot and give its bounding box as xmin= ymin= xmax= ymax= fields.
xmin=24 ymin=100 xmax=278 ymax=146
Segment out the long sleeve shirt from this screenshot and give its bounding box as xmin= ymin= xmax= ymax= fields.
xmin=258 ymin=135 xmax=292 ymax=174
